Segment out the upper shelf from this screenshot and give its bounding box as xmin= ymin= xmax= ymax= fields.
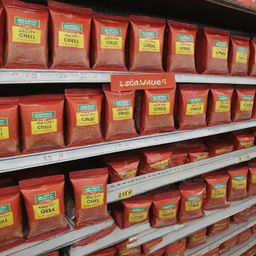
xmin=1 ymin=120 xmax=256 ymax=173
xmin=1 ymin=70 xmax=256 ymax=84
xmin=205 ymin=0 xmax=256 ymax=14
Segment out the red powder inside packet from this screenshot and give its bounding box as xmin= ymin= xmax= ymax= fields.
xmin=248 ymin=162 xmax=256 ymax=196
xmin=129 ymin=15 xmax=165 ymax=72
xmin=164 ymin=238 xmax=186 ymax=256
xmin=166 ymin=20 xmax=197 ymax=73
xmin=232 ymin=86 xmax=255 ymax=122
xmin=187 ymin=228 xmax=207 ymax=249
xmin=48 ymin=1 xmax=92 ymax=69
xmin=229 ymin=35 xmax=250 ymax=76
xmin=69 ymin=168 xmax=109 ymax=229
xmin=3 ymin=0 xmax=48 ymax=68
xmin=233 ymin=131 xmax=255 ymax=150
xmin=249 ymin=37 xmax=256 ymax=76
xmin=203 ymin=171 xmax=229 ymax=210
xmin=104 ymin=155 xmax=140 ymax=182
xmin=151 ymin=190 xmax=180 ymax=228
xmin=19 ymin=175 xmax=68 ymax=241
xmin=178 ymin=182 xmax=206 ymax=223
xmin=207 ymin=85 xmax=233 ymax=126
xmin=65 ymin=88 xmax=103 ymax=146
xmin=207 ymin=217 xmax=230 ymax=237
xmin=236 ymin=229 xmax=251 ymax=245
xmin=227 ymin=165 xmax=248 ymax=201
xmin=142 ymin=237 xmax=163 ymax=254
xmin=135 ymin=88 xmax=175 ymax=135
xmin=138 ymin=147 xmax=172 ymax=175
xmin=231 ymin=208 xmax=250 ymax=224
xmin=19 ymin=94 xmax=65 ymax=153
xmin=206 ymin=137 xmax=233 ymax=157
xmin=196 ymin=27 xmax=229 ymax=75
xmin=177 ymin=84 xmax=209 ymax=130
xmin=0 ymin=97 xmax=19 ymax=157
xmin=113 ymin=195 xmax=152 ymax=229
xmin=103 ymin=85 xmax=137 ymax=141
xmin=116 ymin=240 xmax=142 ymax=256
xmin=219 ymin=236 xmax=237 ymax=254
xmin=92 ymin=13 xmax=128 ymax=71
xmin=0 ymin=186 xmax=24 ymax=252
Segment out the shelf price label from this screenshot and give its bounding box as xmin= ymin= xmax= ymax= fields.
xmin=118 ymin=189 xmax=134 ymax=199
xmin=43 ymin=152 xmax=66 ymax=162
xmin=235 ymin=154 xmax=251 ymax=163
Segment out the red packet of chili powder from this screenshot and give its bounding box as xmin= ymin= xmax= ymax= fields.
xmin=19 ymin=175 xmax=69 ymax=241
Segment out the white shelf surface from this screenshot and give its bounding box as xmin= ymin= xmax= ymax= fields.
xmin=1 ymin=120 xmax=256 ymax=173
xmin=69 ymin=197 xmax=256 ymax=256
xmin=1 ymin=70 xmax=256 ymax=84
xmin=185 ymin=217 xmax=256 ymax=256
xmin=3 ymin=218 xmax=114 ymax=256
xmin=221 ymin=236 xmax=256 ymax=256
xmin=205 ymin=0 xmax=256 ymax=14
xmin=129 ymin=197 xmax=256 ymax=252
xmin=69 ymin=222 xmax=151 ymax=256
xmin=108 ymin=146 xmax=256 ymax=203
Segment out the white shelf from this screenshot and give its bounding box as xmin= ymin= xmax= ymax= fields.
xmin=175 ymin=74 xmax=256 ymax=85
xmin=108 ymin=146 xmax=256 ymax=203
xmin=221 ymin=236 xmax=256 ymax=256
xmin=129 ymin=197 xmax=256 ymax=252
xmin=1 ymin=120 xmax=256 ymax=173
xmin=206 ymin=0 xmax=256 ymax=14
xmin=185 ymin=217 xmax=256 ymax=256
xmin=0 ymin=69 xmax=256 ymax=84
xmin=69 ymin=222 xmax=151 ymax=256
xmin=68 ymin=197 xmax=256 ymax=256
xmin=3 ymin=219 xmax=114 ymax=256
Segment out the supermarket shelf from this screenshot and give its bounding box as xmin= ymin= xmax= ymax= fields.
xmin=221 ymin=236 xmax=256 ymax=256
xmin=68 ymin=197 xmax=256 ymax=255
xmin=205 ymin=0 xmax=256 ymax=15
xmin=108 ymin=146 xmax=256 ymax=203
xmin=1 ymin=69 xmax=256 ymax=84
xmin=69 ymin=222 xmax=151 ymax=256
xmin=1 ymin=120 xmax=256 ymax=173
xmin=3 ymin=218 xmax=114 ymax=256
xmin=129 ymin=197 xmax=256 ymax=252
xmin=185 ymin=217 xmax=256 ymax=256
xmin=175 ymin=73 xmax=256 ymax=84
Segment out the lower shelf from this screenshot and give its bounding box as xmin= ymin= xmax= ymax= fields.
xmin=185 ymin=217 xmax=256 ymax=256
xmin=3 ymin=219 xmax=114 ymax=256
xmin=130 ymin=197 xmax=256 ymax=252
xmin=221 ymin=236 xmax=256 ymax=256
xmin=108 ymin=146 xmax=256 ymax=203
xmin=69 ymin=197 xmax=256 ymax=256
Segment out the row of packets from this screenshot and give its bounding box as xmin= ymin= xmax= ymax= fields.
xmin=0 ymin=0 xmax=256 ymax=75
xmin=103 ymin=130 xmax=256 ymax=182
xmin=1 ymin=84 xmax=256 ymax=157
xmin=0 ymin=169 xmax=108 ymax=251
xmin=75 ymin=205 xmax=256 ymax=256
xmin=111 ymin=162 xmax=256 ymax=230
xmin=1 ymin=159 xmax=255 ymax=252
xmin=1 ymin=129 xmax=255 ymax=184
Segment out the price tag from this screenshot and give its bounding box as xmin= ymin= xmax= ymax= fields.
xmin=235 ymin=154 xmax=251 ymax=163
xmin=43 ymin=152 xmax=66 ymax=162
xmin=118 ymin=189 xmax=134 ymax=199
xmin=57 ymin=73 xmax=68 ymax=80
